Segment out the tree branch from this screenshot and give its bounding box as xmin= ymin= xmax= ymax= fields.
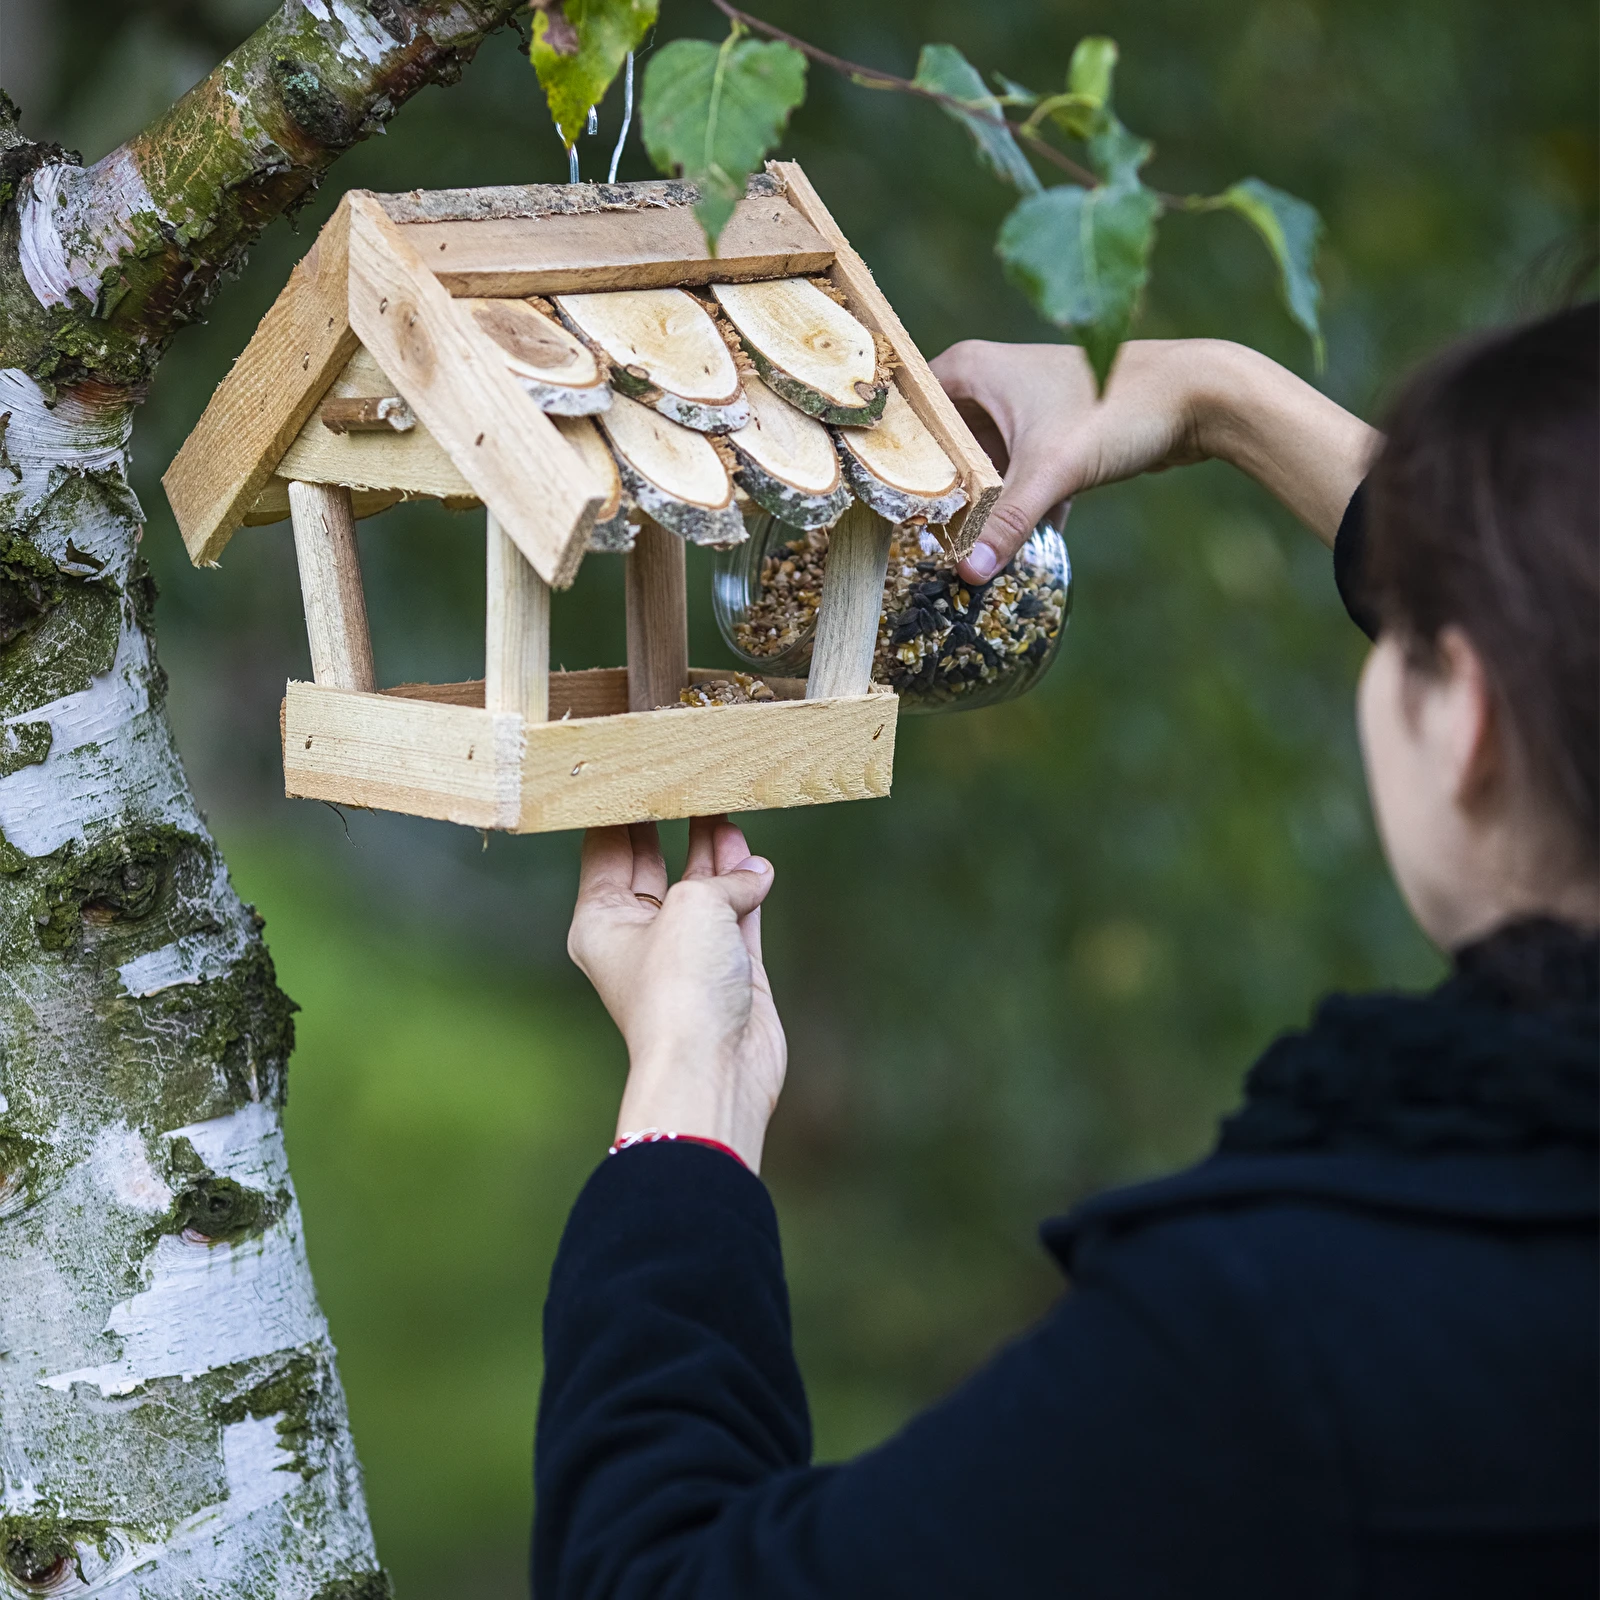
xmin=3 ymin=0 xmax=525 ymax=388
xmin=705 ymin=0 xmax=1102 ymax=190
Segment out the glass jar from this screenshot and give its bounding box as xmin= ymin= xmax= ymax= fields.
xmin=712 ymin=513 xmax=1072 ymax=713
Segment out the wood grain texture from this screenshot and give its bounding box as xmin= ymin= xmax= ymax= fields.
xmin=276 ymin=404 xmax=475 ymax=499
xmin=288 ymin=481 xmax=375 ymax=692
xmin=402 ymin=195 xmax=831 ymax=296
xmin=769 ymin=161 xmax=1002 ymax=555
xmin=287 ymin=680 xmax=895 ymax=833
xmin=164 ymin=199 xmax=359 ymax=567
xmin=283 ymin=681 xmax=524 ymax=830
xmin=244 ymin=480 xmax=403 ymax=526
xmin=806 ymin=500 xmax=893 ymax=700
xmin=516 ymin=691 xmax=897 ymax=832
xmin=346 ymin=194 xmax=604 ymax=588
xmin=320 ymin=395 xmax=414 ymax=432
xmin=485 ymin=510 xmax=550 ymax=722
xmin=383 ymin=668 xmax=807 ymax=718
xmin=625 ymin=520 xmax=689 ymax=712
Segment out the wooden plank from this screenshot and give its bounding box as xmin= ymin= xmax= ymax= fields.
xmin=346 ymin=194 xmax=605 ymax=589
xmin=403 ymin=195 xmax=832 ymax=297
xmin=625 ymin=520 xmax=689 ymax=712
xmin=165 ymin=200 xmax=359 ymax=567
xmin=517 ymin=692 xmax=897 ymax=833
xmin=287 ymin=679 xmax=895 ymax=833
xmin=374 ymin=174 xmax=785 ymax=226
xmin=245 ymin=480 xmax=403 ymax=527
xmin=769 ymin=161 xmax=1002 ymax=556
xmin=284 ymin=681 xmax=523 ymax=829
xmin=485 ymin=510 xmax=550 ymax=722
xmin=806 ymin=500 xmax=892 ymax=700
xmin=288 ymin=482 xmax=375 ymax=692
xmin=276 ymin=407 xmax=475 ymax=500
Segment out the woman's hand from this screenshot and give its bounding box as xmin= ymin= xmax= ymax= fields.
xmin=568 ymin=816 xmax=785 ymax=1173
xmin=932 ymin=338 xmax=1379 ymax=584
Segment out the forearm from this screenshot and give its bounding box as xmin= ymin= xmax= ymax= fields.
xmin=536 ymin=1142 xmax=811 ymax=1597
xmin=1194 ymin=342 xmax=1379 ymax=548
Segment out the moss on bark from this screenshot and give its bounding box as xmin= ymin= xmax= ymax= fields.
xmin=28 ymin=824 xmax=206 ymax=954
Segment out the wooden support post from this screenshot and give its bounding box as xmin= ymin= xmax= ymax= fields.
xmin=288 ymin=480 xmax=375 ymax=692
xmin=625 ymin=518 xmax=689 ymax=712
xmin=485 ymin=510 xmax=550 ymax=722
xmin=806 ymin=500 xmax=892 ymax=700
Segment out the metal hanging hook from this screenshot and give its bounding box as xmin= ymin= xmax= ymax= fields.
xmin=608 ymin=52 xmax=635 ymax=184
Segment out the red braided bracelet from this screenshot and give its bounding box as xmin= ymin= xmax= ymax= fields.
xmin=608 ymin=1128 xmax=748 ymax=1170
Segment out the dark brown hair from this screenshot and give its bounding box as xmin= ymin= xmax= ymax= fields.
xmin=1366 ymin=302 xmax=1599 ymax=860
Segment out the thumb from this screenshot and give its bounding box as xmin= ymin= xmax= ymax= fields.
xmin=958 ymin=452 xmax=1072 ymax=585
xmin=685 ymin=855 xmax=774 ymax=921
xmin=721 ymin=856 xmax=774 ymax=918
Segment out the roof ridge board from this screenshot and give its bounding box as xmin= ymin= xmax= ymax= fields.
xmin=376 ymin=173 xmax=786 ymax=226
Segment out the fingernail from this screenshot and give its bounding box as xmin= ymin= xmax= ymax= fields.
xmin=735 ymin=856 xmax=771 ymax=876
xmin=962 ymin=543 xmax=999 ymax=582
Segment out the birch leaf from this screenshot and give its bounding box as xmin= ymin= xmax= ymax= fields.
xmin=530 ymin=0 xmax=659 ymax=150
xmin=1035 ymin=37 xmax=1152 ymax=186
xmin=997 ymin=180 xmax=1162 ymax=391
xmin=1212 ymin=178 xmax=1327 ymax=369
xmin=913 ymin=44 xmax=1041 ymax=196
xmin=990 ymin=72 xmax=1040 ymax=108
xmin=642 ymin=34 xmax=807 ymax=248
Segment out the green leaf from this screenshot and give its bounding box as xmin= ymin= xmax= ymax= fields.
xmin=989 ymin=72 xmax=1040 ymax=108
xmin=641 ymin=33 xmax=807 ymax=248
xmin=530 ymin=0 xmax=659 ymax=150
xmin=1066 ymin=36 xmax=1119 ymax=110
xmin=912 ymin=44 xmax=1041 ymax=196
xmin=1213 ymin=178 xmax=1326 ymax=368
xmin=997 ymin=180 xmax=1163 ymax=390
xmin=1084 ymin=116 xmax=1153 ymax=188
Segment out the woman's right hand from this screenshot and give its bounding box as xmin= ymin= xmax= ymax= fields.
xmin=931 ymin=339 xmax=1213 ymax=583
xmin=932 ymin=338 xmax=1378 ymax=583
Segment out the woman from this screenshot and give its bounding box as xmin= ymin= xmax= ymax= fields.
xmin=535 ymin=305 xmax=1598 ymax=1598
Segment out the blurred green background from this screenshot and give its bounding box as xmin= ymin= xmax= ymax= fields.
xmin=8 ymin=0 xmax=1596 ymax=1591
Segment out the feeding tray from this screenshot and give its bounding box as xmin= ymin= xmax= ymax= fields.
xmin=161 ymin=163 xmax=1000 ymax=834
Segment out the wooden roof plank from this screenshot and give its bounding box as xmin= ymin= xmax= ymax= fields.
xmin=162 ymin=198 xmax=358 ymax=567
xmin=767 ymin=160 xmax=1002 ymax=555
xmin=405 ymin=193 xmax=832 ymax=297
xmin=346 ymin=194 xmax=604 ymax=590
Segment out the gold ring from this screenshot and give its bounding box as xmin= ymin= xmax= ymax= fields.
xmin=634 ymin=892 xmax=664 ymax=910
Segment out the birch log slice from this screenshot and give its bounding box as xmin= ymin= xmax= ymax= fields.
xmin=553 ymin=416 xmax=638 ymax=552
xmin=711 ymin=279 xmax=888 ymax=426
xmin=463 ymin=298 xmax=610 ymax=415
xmin=834 ymin=386 xmax=969 ymax=526
xmin=596 ymin=393 xmax=747 ymax=546
xmin=725 ymin=375 xmax=852 ymax=530
xmin=554 ymin=288 xmax=750 ymax=432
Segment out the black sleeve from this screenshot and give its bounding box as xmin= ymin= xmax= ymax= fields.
xmin=1333 ymin=482 xmax=1379 ymax=639
xmin=533 ymin=1142 xmax=1342 ymax=1600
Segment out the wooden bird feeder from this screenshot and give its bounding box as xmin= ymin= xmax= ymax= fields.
xmin=162 ymin=163 xmax=1001 ymax=834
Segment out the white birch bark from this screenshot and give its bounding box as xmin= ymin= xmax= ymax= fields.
xmin=0 ymin=3 xmax=534 ymax=1593
xmin=0 ymin=368 xmax=384 ymax=1598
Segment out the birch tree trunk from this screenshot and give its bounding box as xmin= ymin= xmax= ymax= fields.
xmin=0 ymin=6 xmax=519 ymax=1592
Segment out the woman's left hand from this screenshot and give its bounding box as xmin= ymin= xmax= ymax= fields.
xmin=567 ymin=816 xmax=785 ymax=1173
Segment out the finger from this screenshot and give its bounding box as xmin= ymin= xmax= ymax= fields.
xmin=577 ymin=826 xmax=637 ymax=902
xmin=711 ymin=817 xmax=752 ymax=875
xmin=628 ymin=821 xmax=668 ymax=903
xmin=681 ymin=814 xmax=721 ymax=880
xmin=957 ymin=448 xmax=1076 ymax=584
